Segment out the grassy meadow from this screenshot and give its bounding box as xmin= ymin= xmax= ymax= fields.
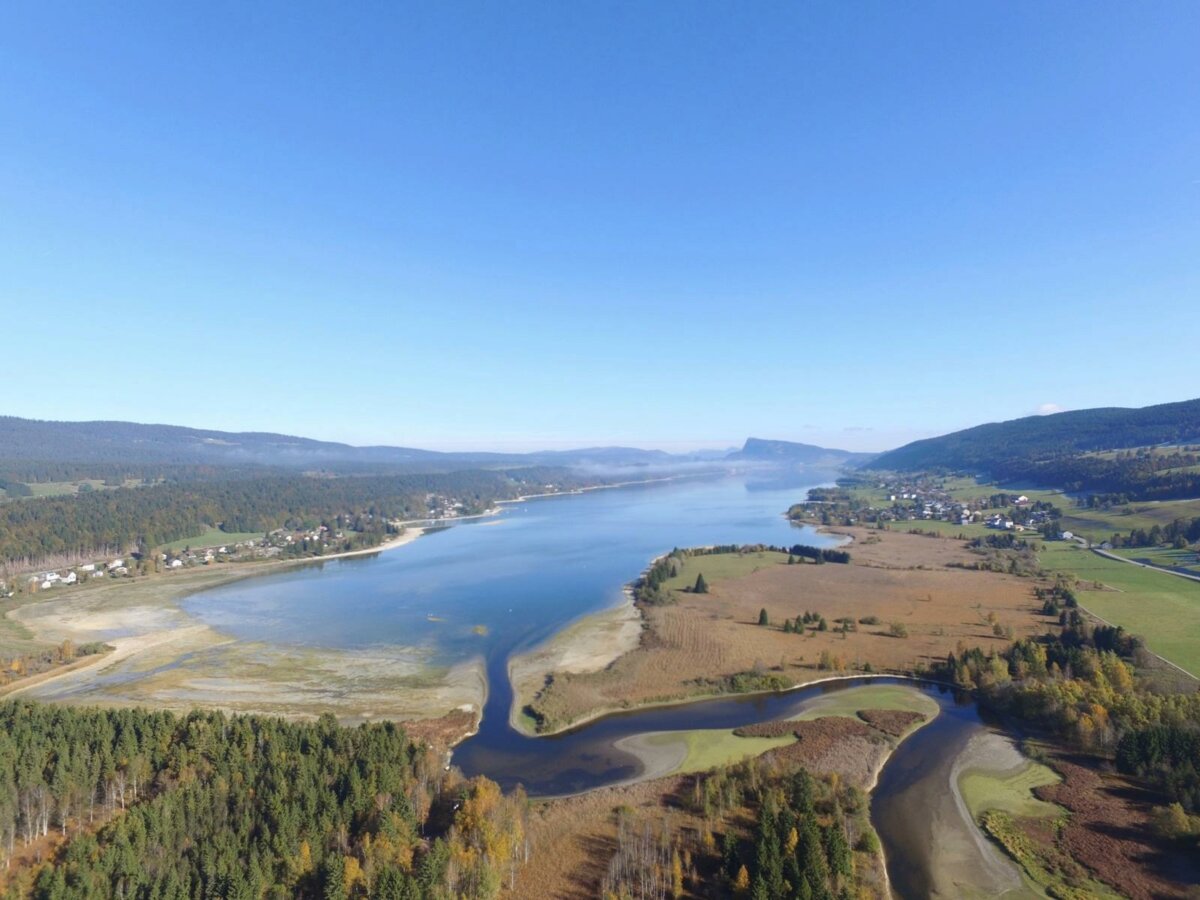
xmin=1039 ymin=542 xmax=1200 ymax=676
xmin=660 ymin=549 xmax=790 ymax=595
xmin=161 ymin=527 xmax=266 ymax=552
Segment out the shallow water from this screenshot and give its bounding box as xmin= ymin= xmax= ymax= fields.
xmin=182 ymin=472 xmax=837 ymax=724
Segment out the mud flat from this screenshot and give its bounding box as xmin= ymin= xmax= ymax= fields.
xmin=2 ymin=527 xmax=488 ymax=724
xmin=508 ymin=591 xmax=643 ymax=730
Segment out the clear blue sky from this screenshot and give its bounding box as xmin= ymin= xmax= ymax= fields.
xmin=2 ymin=2 xmax=1197 ymax=452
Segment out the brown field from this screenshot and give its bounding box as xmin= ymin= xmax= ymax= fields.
xmin=856 ymin=708 xmax=927 ymax=737
xmin=1032 ymin=756 xmax=1200 ymax=900
xmin=526 ymin=528 xmax=1052 ymax=731
xmin=761 ymin=717 xmax=885 ymax=786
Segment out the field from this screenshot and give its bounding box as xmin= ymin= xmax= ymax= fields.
xmin=160 ymin=527 xmax=266 ymax=552
xmin=958 ymin=758 xmax=1061 ymax=820
xmin=881 ymin=519 xmax=992 ymax=539
xmin=1111 ymin=545 xmax=1200 ymax=575
xmin=1039 ymin=542 xmax=1200 ymax=676
xmin=1057 ymin=497 xmax=1200 ymax=543
xmin=632 ymin=728 xmax=795 ymax=775
xmin=790 ymin=681 xmax=940 ymax=721
xmin=522 ymin=529 xmax=1052 ymax=732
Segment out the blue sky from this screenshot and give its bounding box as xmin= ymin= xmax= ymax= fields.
xmin=2 ymin=2 xmax=1197 ymax=452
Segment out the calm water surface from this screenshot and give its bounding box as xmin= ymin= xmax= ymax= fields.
xmin=182 ymin=473 xmax=836 ymax=723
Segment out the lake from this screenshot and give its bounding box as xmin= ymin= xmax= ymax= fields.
xmin=182 ymin=471 xmax=839 ymax=731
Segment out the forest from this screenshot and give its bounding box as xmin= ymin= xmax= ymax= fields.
xmin=865 ymin=397 xmax=1200 ymax=473
xmin=940 ymin=612 xmax=1200 ymax=818
xmin=600 ymin=760 xmax=869 ymax=900
xmin=0 ymin=467 xmax=594 ymax=570
xmin=0 ymin=702 xmax=528 ymax=899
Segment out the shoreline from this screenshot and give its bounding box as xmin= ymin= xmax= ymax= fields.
xmin=506 ymin=589 xmax=644 ymax=733
xmin=510 ymin=668 xmax=956 ymax=742
xmin=523 ymin=676 xmax=944 ymax=805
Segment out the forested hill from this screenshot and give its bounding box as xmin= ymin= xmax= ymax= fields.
xmin=0 ymin=417 xmax=696 ymax=475
xmin=865 ymin=398 xmax=1200 ymax=473
xmin=0 ymin=467 xmax=594 ymax=570
xmin=726 ymin=438 xmax=875 ymax=467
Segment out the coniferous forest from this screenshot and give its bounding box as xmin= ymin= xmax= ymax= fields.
xmin=0 ymin=702 xmax=528 ymax=900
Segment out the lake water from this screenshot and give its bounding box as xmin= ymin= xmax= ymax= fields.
xmin=182 ymin=472 xmax=838 ymax=731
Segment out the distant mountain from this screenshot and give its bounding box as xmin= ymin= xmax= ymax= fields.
xmin=726 ymin=438 xmax=876 ymax=468
xmin=865 ymin=398 xmax=1200 ymax=473
xmin=0 ymin=416 xmax=724 ymax=473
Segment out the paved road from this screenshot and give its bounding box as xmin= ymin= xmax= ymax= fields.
xmin=1090 ymin=547 xmax=1200 ymax=585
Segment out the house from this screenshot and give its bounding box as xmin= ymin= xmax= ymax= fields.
xmin=79 ymin=563 xmax=96 ymax=572
xmin=107 ymin=559 xmax=125 ymax=570
xmin=169 ymin=559 xmax=184 ymax=569
xmin=41 ymin=580 xmax=54 ymax=591
xmin=62 ymin=572 xmax=77 ymax=585
xmin=1061 ymin=531 xmax=1074 ymax=541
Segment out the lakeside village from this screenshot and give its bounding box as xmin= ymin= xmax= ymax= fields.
xmin=796 ymin=475 xmax=1069 ymax=539
xmin=0 ymin=491 xmax=487 ymax=600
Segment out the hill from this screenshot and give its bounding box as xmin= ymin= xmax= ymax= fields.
xmin=0 ymin=417 xmax=708 ymax=475
xmin=728 ymin=437 xmax=876 ymax=468
xmin=865 ymin=398 xmax=1200 ymax=474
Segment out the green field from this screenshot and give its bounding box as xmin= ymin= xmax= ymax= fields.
xmin=935 ymin=475 xmax=994 ymax=502
xmin=1058 ymin=498 xmax=1200 ymax=544
xmin=661 ymin=550 xmax=790 ymax=595
xmin=645 ymin=728 xmax=795 ymax=774
xmin=790 ymin=682 xmax=940 ymax=721
xmin=958 ymin=760 xmax=1061 ymax=820
xmin=25 ymin=479 xmax=109 ymax=498
xmin=1039 ymin=542 xmax=1200 ymax=676
xmin=637 ymin=683 xmax=942 ymax=776
xmin=1111 ymin=546 xmax=1200 ymax=575
xmin=161 ymin=528 xmax=265 ymax=552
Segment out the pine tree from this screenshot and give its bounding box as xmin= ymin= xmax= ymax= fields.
xmin=695 ymin=573 xmax=709 ymax=594
xmin=758 ymin=608 xmax=769 ymax=626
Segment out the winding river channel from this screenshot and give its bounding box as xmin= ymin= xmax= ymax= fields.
xmin=178 ymin=473 xmax=1033 ymax=897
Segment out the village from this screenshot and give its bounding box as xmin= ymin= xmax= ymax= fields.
xmin=791 ymin=474 xmax=1065 ymax=538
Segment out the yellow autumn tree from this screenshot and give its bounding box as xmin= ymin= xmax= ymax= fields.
xmin=734 ymin=864 xmax=750 ymax=893
xmin=671 ymin=848 xmax=684 ymax=898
